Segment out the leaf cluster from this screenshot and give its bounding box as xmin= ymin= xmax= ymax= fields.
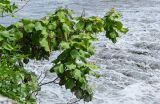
xmin=0 ymin=0 xmax=17 ymax=16
xmin=0 ymin=57 xmax=38 ymax=104
xmin=0 ymin=5 xmax=128 ymax=104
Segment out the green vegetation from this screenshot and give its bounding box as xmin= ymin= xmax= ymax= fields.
xmin=0 ymin=0 xmax=17 ymax=16
xmin=0 ymin=0 xmax=128 ymax=103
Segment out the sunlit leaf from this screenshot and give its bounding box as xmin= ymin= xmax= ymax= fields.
xmin=39 ymin=38 xmax=50 ymax=51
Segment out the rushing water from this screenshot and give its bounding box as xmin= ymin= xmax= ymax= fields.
xmin=1 ymin=0 xmax=160 ymax=104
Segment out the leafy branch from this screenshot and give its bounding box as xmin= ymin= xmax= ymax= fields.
xmin=1 ymin=0 xmax=31 ymax=17
xmin=0 ymin=4 xmax=128 ymax=104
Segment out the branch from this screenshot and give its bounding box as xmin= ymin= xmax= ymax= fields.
xmin=38 ymin=71 xmax=47 ymax=85
xmin=81 ymin=8 xmax=86 ymax=17
xmin=37 ymin=71 xmax=43 ymax=81
xmin=26 ymin=77 xmax=59 ymax=99
xmin=39 ymin=77 xmax=59 ymax=86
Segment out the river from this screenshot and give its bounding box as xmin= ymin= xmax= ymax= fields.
xmin=1 ymin=0 xmax=160 ymax=104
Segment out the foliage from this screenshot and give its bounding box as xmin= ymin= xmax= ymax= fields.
xmin=0 ymin=0 xmax=17 ymax=16
xmin=0 ymin=58 xmax=38 ymax=104
xmin=104 ymin=9 xmax=128 ymax=42
xmin=0 ymin=1 xmax=128 ymax=104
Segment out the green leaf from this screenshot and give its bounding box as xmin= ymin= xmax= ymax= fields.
xmin=63 ymin=23 xmax=70 ymax=32
xmin=24 ymin=23 xmax=35 ymax=33
xmin=54 ymin=64 xmax=64 ymax=74
xmin=84 ymin=62 xmax=99 ymax=70
xmin=35 ymin=22 xmax=44 ymax=31
xmin=70 ymin=50 xmax=80 ymax=59
xmin=3 ymin=44 xmax=14 ymax=51
xmin=41 ymin=29 xmax=48 ymax=36
xmin=115 ymin=21 xmax=128 ymax=33
xmin=0 ymin=36 xmax=4 ymax=41
xmin=86 ymin=24 xmax=92 ymax=32
xmin=57 ymin=12 xmax=65 ymax=22
xmin=39 ymin=38 xmax=50 ymax=51
xmin=48 ymin=24 xmax=56 ymax=30
xmin=50 ymin=31 xmax=55 ymax=38
xmin=51 ymin=38 xmax=57 ymax=49
xmin=52 ymin=22 xmax=57 ymax=29
xmin=65 ymin=79 xmax=74 ymax=89
xmin=14 ymin=31 xmax=23 ymax=39
xmin=120 ymin=27 xmax=128 ymax=33
xmin=59 ymin=64 xmax=64 ymax=73
xmin=22 ymin=19 xmax=32 ymax=24
xmin=0 ymin=31 xmax=10 ymax=38
xmin=74 ymin=69 xmax=81 ymax=80
xmin=14 ymin=22 xmax=23 ymax=28
xmin=87 ymin=46 xmax=95 ymax=55
xmin=115 ymin=21 xmax=123 ymax=29
xmin=76 ymin=21 xmax=85 ymax=30
xmin=60 ymin=41 xmax=70 ymax=49
xmin=66 ymin=64 xmax=76 ymax=70
xmin=48 ymin=22 xmax=57 ymax=30
xmin=90 ymin=71 xmax=100 ymax=78
xmin=110 ymin=31 xmax=117 ymax=39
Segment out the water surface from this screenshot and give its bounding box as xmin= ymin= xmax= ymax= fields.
xmin=1 ymin=0 xmax=160 ymax=104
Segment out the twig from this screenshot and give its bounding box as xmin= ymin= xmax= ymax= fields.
xmin=26 ymin=88 xmax=41 ymax=100
xmin=38 ymin=71 xmax=47 ymax=85
xmin=39 ymin=77 xmax=59 ymax=86
xmin=81 ymin=8 xmax=85 ymax=17
xmin=37 ymin=71 xmax=43 ymax=81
